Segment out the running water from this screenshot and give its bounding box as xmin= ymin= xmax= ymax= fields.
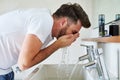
xmin=57 ymin=47 xmax=84 ymax=80
xmin=68 ymin=60 xmax=79 ymax=80
xmin=57 ymin=47 xmax=70 ymax=80
xmin=68 ymin=60 xmax=84 ymax=80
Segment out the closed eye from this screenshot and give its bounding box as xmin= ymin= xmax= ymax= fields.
xmin=72 ymin=31 xmax=78 ymax=34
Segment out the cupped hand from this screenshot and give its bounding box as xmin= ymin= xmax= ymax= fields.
xmin=56 ymin=33 xmax=79 ymax=48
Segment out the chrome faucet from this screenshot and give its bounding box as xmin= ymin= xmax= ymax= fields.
xmin=79 ymin=44 xmax=109 ymax=80
xmin=79 ymin=44 xmax=95 ymax=62
xmin=95 ymin=49 xmax=110 ymax=80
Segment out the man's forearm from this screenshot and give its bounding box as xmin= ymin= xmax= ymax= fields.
xmin=25 ymin=41 xmax=60 ymax=69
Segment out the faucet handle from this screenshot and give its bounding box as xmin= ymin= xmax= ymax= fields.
xmin=80 ymin=44 xmax=93 ymax=48
xmin=79 ymin=54 xmax=89 ymax=61
xmin=83 ymin=60 xmax=97 ymax=70
xmin=80 ymin=44 xmax=94 ymax=48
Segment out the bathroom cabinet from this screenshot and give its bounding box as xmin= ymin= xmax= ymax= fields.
xmin=82 ymin=36 xmax=120 ymax=79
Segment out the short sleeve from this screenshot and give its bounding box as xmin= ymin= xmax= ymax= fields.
xmin=27 ymin=12 xmax=53 ymax=43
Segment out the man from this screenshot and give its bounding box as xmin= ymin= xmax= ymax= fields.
xmin=0 ymin=3 xmax=91 ymax=80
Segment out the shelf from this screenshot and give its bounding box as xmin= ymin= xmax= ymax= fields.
xmin=82 ymin=36 xmax=120 ymax=43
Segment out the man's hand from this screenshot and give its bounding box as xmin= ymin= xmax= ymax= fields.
xmin=55 ymin=33 xmax=79 ymax=48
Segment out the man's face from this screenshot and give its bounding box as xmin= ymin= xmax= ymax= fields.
xmin=57 ymin=20 xmax=82 ymax=39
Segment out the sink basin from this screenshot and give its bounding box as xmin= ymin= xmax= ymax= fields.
xmin=23 ymin=64 xmax=95 ymax=80
xmin=14 ymin=64 xmax=118 ymax=80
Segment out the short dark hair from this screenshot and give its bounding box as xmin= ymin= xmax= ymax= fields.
xmin=53 ymin=3 xmax=91 ymax=28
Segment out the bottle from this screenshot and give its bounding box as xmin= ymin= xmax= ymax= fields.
xmin=99 ymin=14 xmax=105 ymax=37
xmin=115 ymin=14 xmax=120 ymax=21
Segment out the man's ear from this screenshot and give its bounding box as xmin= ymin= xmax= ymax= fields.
xmin=60 ymin=17 xmax=68 ymax=27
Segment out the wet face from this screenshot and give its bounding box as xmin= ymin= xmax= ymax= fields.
xmin=57 ymin=20 xmax=82 ymax=39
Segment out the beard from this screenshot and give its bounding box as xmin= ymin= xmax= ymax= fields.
xmin=57 ymin=26 xmax=68 ymax=39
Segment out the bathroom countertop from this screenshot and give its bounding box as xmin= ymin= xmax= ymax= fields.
xmin=82 ymin=36 xmax=120 ymax=43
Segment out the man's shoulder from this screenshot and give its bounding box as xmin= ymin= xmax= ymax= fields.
xmin=23 ymin=8 xmax=51 ymax=14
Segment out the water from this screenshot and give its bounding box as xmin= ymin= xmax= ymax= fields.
xmin=57 ymin=47 xmax=83 ymax=80
xmin=68 ymin=60 xmax=80 ymax=80
xmin=57 ymin=47 xmax=70 ymax=80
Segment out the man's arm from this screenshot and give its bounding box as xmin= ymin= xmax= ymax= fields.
xmin=18 ymin=33 xmax=79 ymax=71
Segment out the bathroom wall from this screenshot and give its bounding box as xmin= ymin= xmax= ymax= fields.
xmin=0 ymin=0 xmax=93 ymax=64
xmin=92 ymin=0 xmax=120 ymax=37
xmin=93 ymin=0 xmax=120 ymax=26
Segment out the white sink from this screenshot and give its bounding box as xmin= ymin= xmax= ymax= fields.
xmin=23 ymin=64 xmax=95 ymax=80
xmin=15 ymin=64 xmax=117 ymax=80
